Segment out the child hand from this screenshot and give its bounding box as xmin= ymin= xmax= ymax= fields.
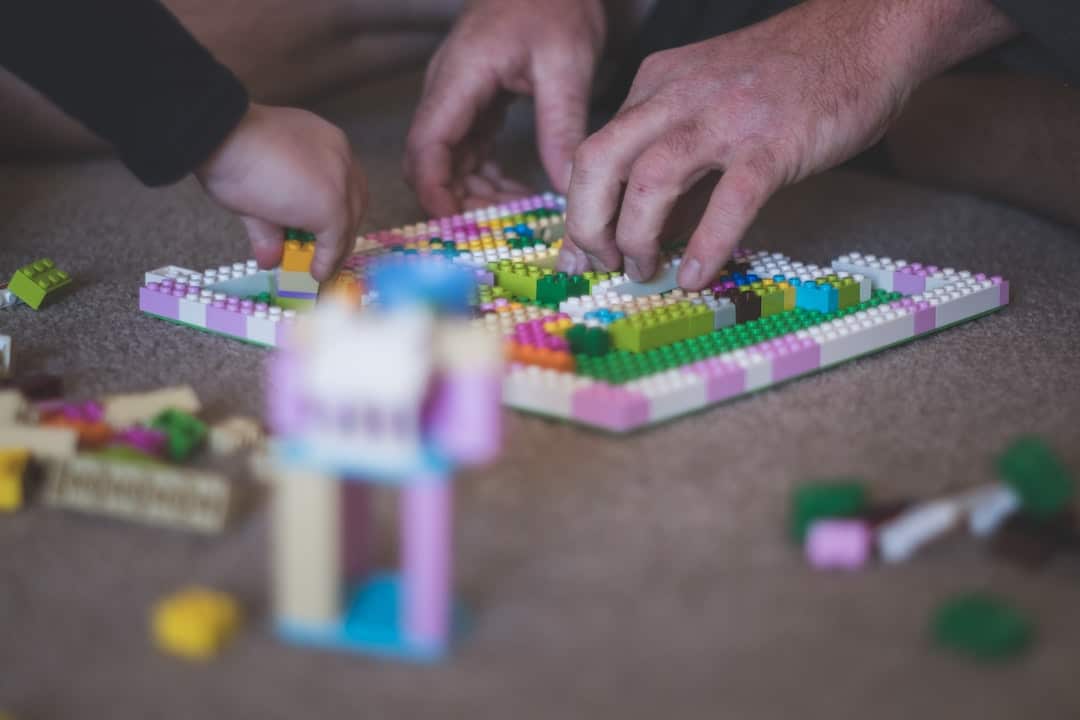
xmin=196 ymin=103 xmax=366 ymax=281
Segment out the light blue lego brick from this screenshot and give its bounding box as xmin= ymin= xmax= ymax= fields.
xmin=272 ymin=439 xmax=452 ymax=485
xmin=277 ymin=270 xmax=320 ymax=295
xmin=276 ymin=573 xmax=467 ymax=662
xmin=617 ymin=262 xmax=680 ymax=298
xmin=203 ymin=270 xmax=274 ymax=297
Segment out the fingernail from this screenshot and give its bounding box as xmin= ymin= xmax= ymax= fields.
xmin=678 ymin=257 xmax=703 ymax=288
xmin=624 ymin=257 xmax=643 ymax=282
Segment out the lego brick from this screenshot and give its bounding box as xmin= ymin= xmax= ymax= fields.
xmin=246 ymin=313 xmax=280 ymax=346
xmin=0 ymin=425 xmax=77 ymax=460
xmin=625 ymin=369 xmax=708 ymax=424
xmin=281 ymin=238 xmax=316 ymax=272
xmin=209 ymin=416 xmax=264 ymax=455
xmin=8 ymin=258 xmax=71 ymax=309
xmin=877 ymin=499 xmax=960 ymax=563
xmin=0 ymin=448 xmax=31 ymax=511
xmin=932 ymin=592 xmax=1033 ymax=661
xmin=103 ymin=385 xmax=201 ymax=427
xmin=805 ymin=519 xmax=871 ymax=570
xmin=0 ymin=390 xmax=29 ymax=425
xmin=145 ymin=265 xmax=201 ymax=285
xmin=152 ymin=587 xmax=242 ymax=660
xmin=570 ymin=383 xmax=650 ymax=432
xmin=43 ymin=454 xmax=234 ymax=532
xmin=617 ymin=261 xmax=680 ymax=298
xmin=178 ymin=295 xmax=208 ymax=327
xmin=150 ymin=409 xmax=208 ymax=462
xmin=277 ymin=269 xmax=320 ymax=295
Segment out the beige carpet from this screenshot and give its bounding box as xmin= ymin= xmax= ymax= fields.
xmin=2 ymin=72 xmax=1080 ymax=720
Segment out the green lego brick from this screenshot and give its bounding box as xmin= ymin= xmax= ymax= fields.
xmin=791 ymin=481 xmax=867 ymax=542
xmin=835 ymin=277 xmax=860 ymax=309
xmin=151 ymin=409 xmax=208 ymax=463
xmin=997 ymin=436 xmax=1074 ymax=519
xmin=932 ymin=592 xmax=1034 ymax=661
xmin=487 ymin=260 xmax=549 ymax=300
xmin=8 ymin=258 xmax=71 ymax=309
xmin=536 ymin=273 xmax=569 ymax=305
xmin=757 ymin=286 xmax=785 ymax=317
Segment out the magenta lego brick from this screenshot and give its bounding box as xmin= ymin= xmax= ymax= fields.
xmin=682 ymin=358 xmax=747 ymax=402
xmin=277 ymin=289 xmax=319 ymax=300
xmin=892 ymin=268 xmax=927 ymax=295
xmin=139 ymin=284 xmax=180 ymax=319
xmin=206 ymin=303 xmax=247 ymax=336
xmin=570 ymin=383 xmax=650 ymax=431
xmin=761 ymin=336 xmax=822 ymax=382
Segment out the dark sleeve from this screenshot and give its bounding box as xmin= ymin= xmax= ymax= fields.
xmin=989 ymin=0 xmax=1080 ymax=84
xmin=0 ymin=0 xmax=249 ymax=186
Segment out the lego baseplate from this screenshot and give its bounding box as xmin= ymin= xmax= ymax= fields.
xmin=139 ymin=193 xmax=1010 ymax=433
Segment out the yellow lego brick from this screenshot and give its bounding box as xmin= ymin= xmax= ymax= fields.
xmin=778 ymin=281 xmax=796 ymax=311
xmin=0 ymin=448 xmax=31 ymax=511
xmin=281 ymin=239 xmax=315 ymax=272
xmin=152 ymin=587 xmax=242 ymax=660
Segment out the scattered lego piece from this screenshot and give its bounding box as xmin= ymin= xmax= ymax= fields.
xmin=208 ymin=416 xmax=264 ymax=455
xmin=7 ymin=258 xmax=71 ymax=309
xmin=0 ymin=335 xmax=10 ymax=378
xmin=791 ymin=481 xmax=867 ymax=543
xmin=0 ymin=425 xmax=77 ymax=460
xmin=877 ymin=499 xmax=959 ymax=563
xmin=997 ymin=436 xmax=1074 ymax=519
xmin=0 ymin=373 xmax=63 ymax=401
xmin=932 ymin=592 xmax=1033 ymax=661
xmin=966 ymin=484 xmax=1021 ymax=538
xmin=102 ymin=385 xmax=201 ymax=427
xmin=152 ymin=587 xmax=242 ymax=660
xmin=805 ymin=519 xmax=872 ymax=570
xmin=43 ymin=454 xmax=234 ymax=533
xmin=0 ymin=449 xmax=31 ymax=511
xmin=111 ymin=426 xmax=168 ymax=457
xmin=150 ymin=408 xmax=208 ymax=462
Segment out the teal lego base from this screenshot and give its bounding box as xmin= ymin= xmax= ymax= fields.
xmin=276 ymin=573 xmax=467 ymax=662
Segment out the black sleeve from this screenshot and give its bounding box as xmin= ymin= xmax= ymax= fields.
xmin=0 ymin=0 xmax=249 ymax=186
xmin=989 ymin=0 xmax=1080 ymax=84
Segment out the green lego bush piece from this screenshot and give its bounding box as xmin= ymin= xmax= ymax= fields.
xmin=566 ymin=324 xmax=588 ymax=354
xmin=567 ymin=275 xmax=591 ymax=297
xmin=997 ymin=436 xmax=1074 ymax=519
xmin=536 ymin=273 xmax=569 ymax=305
xmin=8 ymin=258 xmax=72 ymax=310
xmin=932 ymin=592 xmax=1034 ymax=661
xmin=150 ymin=409 xmax=208 ymax=463
xmin=790 ymin=481 xmax=867 ymax=542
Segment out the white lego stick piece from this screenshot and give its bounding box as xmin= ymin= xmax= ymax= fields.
xmin=877 ymin=499 xmax=960 ymax=564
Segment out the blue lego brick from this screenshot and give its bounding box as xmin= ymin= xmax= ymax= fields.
xmin=276 ymin=573 xmax=467 ymax=662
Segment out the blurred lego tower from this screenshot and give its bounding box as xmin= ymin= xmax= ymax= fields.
xmin=266 ymin=255 xmax=502 ymax=661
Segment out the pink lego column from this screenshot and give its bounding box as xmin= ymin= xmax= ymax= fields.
xmin=401 ymin=474 xmax=452 ymax=647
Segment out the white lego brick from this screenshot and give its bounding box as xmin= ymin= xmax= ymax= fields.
xmin=502 ymin=366 xmax=587 ymax=418
xmin=178 ymin=296 xmax=208 ymax=328
xmin=103 ymin=386 xmax=201 ymax=427
xmin=0 ymin=425 xmax=77 ymax=459
xmin=617 ymin=260 xmax=680 ymax=298
xmin=926 ymin=280 xmax=1000 ymax=327
xmin=246 ymin=313 xmax=279 ymax=347
xmin=0 ymin=390 xmax=29 ymax=424
xmin=856 ymin=274 xmax=872 ymax=302
xmin=625 ymin=369 xmax=707 ymax=423
xmin=145 ymin=265 xmax=201 ymax=285
xmin=729 ymin=350 xmax=771 ymax=391
xmin=878 ymin=500 xmax=959 ymax=563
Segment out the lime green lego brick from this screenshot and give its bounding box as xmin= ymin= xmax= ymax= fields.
xmin=488 ymin=260 xmax=548 ymax=300
xmin=997 ymin=436 xmax=1074 ymax=519
xmin=932 ymin=592 xmax=1034 ymax=661
xmin=8 ymin=258 xmax=71 ymax=309
xmin=274 ymin=296 xmax=317 ymax=311
xmin=758 ymin=287 xmax=785 ymax=317
xmin=835 ymin=278 xmax=859 ymax=309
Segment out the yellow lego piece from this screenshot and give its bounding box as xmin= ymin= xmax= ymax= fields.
xmin=281 ymin=239 xmax=316 ymax=272
xmin=0 ymin=448 xmax=30 ymax=511
xmin=152 ymin=587 xmax=242 ymax=660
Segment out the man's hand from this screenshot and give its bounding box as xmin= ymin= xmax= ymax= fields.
xmin=404 ymin=0 xmax=606 ymax=216
xmin=196 ymin=103 xmax=366 ymax=281
xmin=560 ymin=0 xmax=1016 ymax=290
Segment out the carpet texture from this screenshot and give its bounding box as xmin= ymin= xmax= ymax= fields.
xmin=2 ymin=72 xmax=1080 ymax=720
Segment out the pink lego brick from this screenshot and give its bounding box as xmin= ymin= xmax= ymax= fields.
xmin=570 ymin=383 xmax=650 ymax=431
xmin=112 ymin=426 xmax=168 ymax=456
xmin=894 ymin=297 xmax=936 ymax=334
xmin=140 ymin=283 xmax=180 ymax=319
xmin=401 ymin=478 xmax=452 ymax=647
xmin=683 ymin=357 xmax=747 ymax=402
xmin=207 ymin=300 xmax=247 ymax=336
xmin=429 ymin=373 xmax=502 ymax=465
xmin=893 ymin=267 xmax=927 ymax=295
xmin=805 ymin=519 xmax=872 ymax=570
xmin=760 ymin=336 xmax=821 ymax=383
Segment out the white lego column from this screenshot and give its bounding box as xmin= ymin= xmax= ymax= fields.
xmin=272 ymin=468 xmax=344 ymax=624
xmin=400 ymin=473 xmax=452 ymax=648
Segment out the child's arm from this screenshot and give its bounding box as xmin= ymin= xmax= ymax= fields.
xmin=1 ymin=0 xmax=364 ymax=279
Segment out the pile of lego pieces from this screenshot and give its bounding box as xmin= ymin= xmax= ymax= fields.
xmin=1 ymin=363 xmax=262 ymax=532
xmin=792 ymin=436 xmax=1075 ymax=661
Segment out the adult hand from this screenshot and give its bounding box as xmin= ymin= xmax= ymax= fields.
xmin=196 ymin=103 xmax=366 ymax=281
xmin=560 ymin=0 xmax=1012 ymax=290
xmin=404 ymin=0 xmax=606 ymax=216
